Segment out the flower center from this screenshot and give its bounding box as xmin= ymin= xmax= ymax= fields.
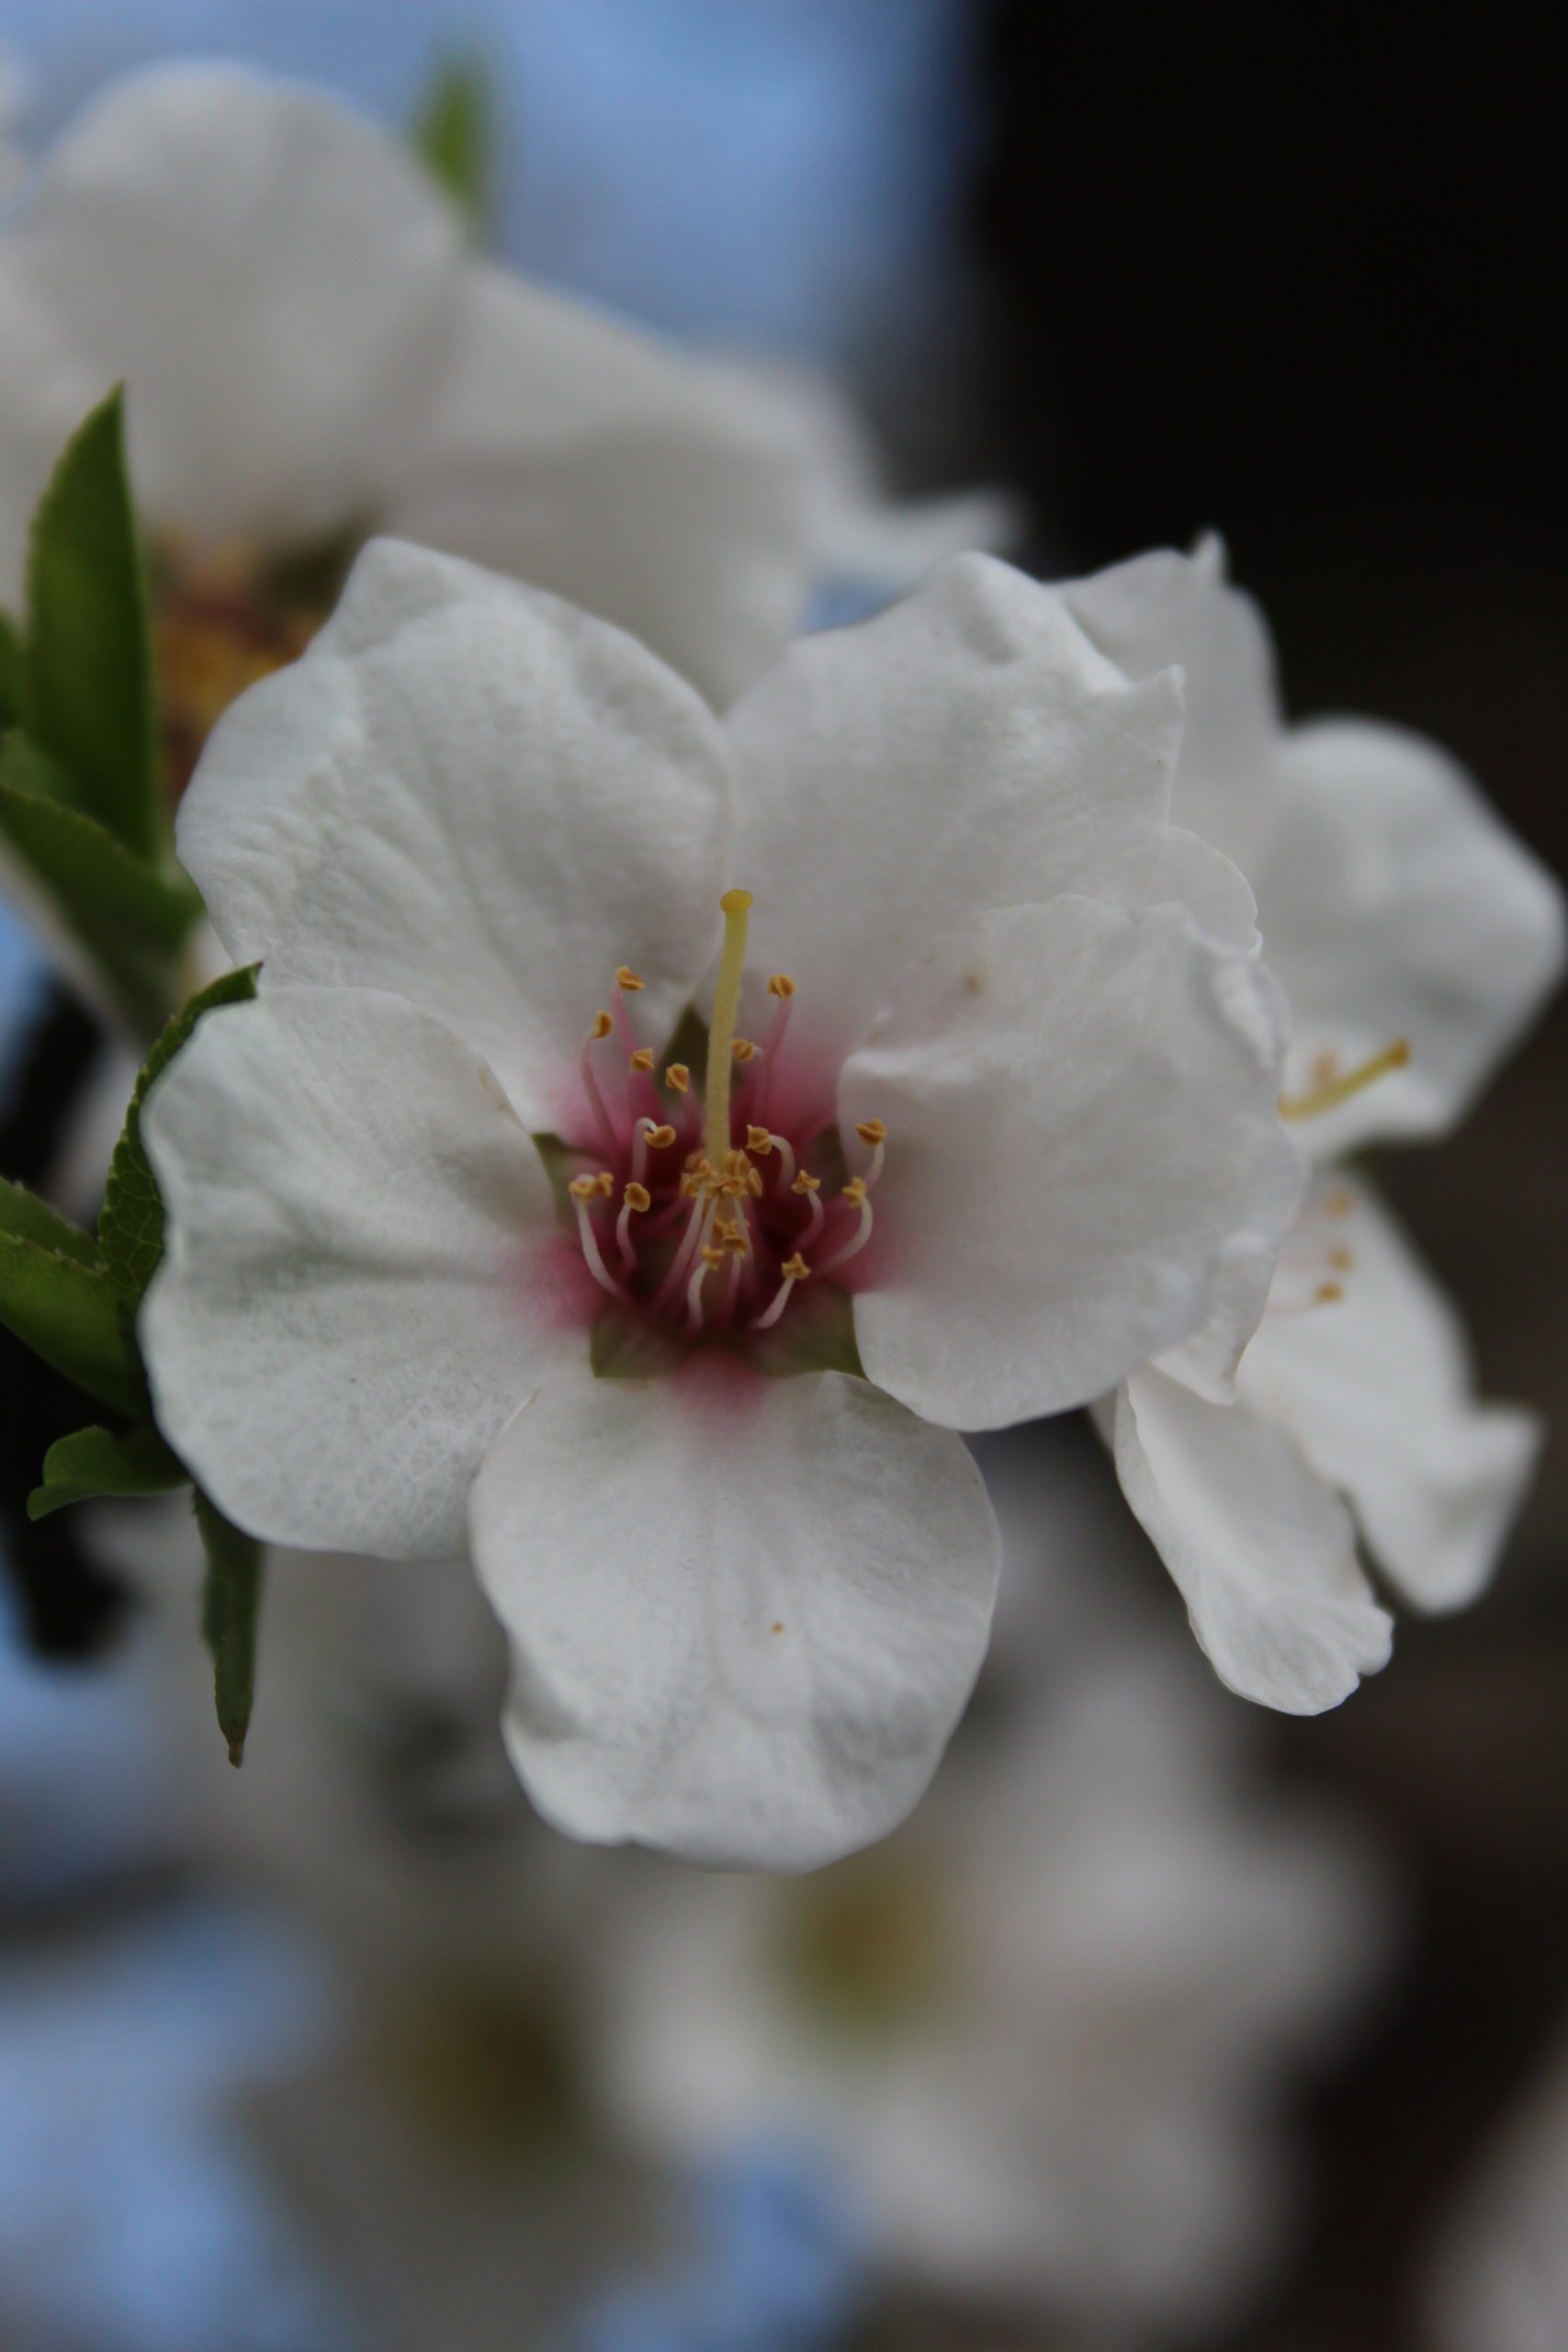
xmin=152 ymin=532 xmax=348 ymax=798
xmin=560 ymin=888 xmax=885 ymax=1351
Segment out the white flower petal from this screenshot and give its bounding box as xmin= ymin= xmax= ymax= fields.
xmin=727 ymin=553 xmax=1182 ymax=1080
xmin=470 ymin=1366 xmax=999 ymax=1871
xmin=0 ymin=64 xmax=461 ymax=549
xmin=1150 ymin=824 xmax=1261 ymax=956
xmin=141 ymin=985 xmax=568 ymax=1559
xmin=178 ymin=537 xmax=731 ymax=1128
xmin=840 ymin=898 xmax=1303 ymax=1430
xmin=1111 ymin=1369 xmax=1393 ymax=1713
xmin=1263 ymin=719 xmax=1565 ymax=1154
xmin=1062 ymin=537 xmax=1280 ymax=879
xmin=388 ymin=264 xmax=813 ymax=707
xmin=1241 ymin=1171 xmax=1540 ymax=1609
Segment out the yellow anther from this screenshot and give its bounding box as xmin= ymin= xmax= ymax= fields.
xmin=746 ymin=1166 xmax=763 ymax=1195
xmin=592 ymin=1170 xmax=615 ymax=1197
xmin=615 ymin=965 xmax=645 ymax=992
xmin=589 ymin=1010 xmax=614 ymax=1042
xmin=665 ymin=1063 xmax=691 ymax=1094
xmin=1280 ymin=1037 xmax=1411 ymax=1123
xmin=855 ymin=1119 xmax=887 ymax=1147
xmin=629 ymin=1046 xmax=655 ymax=1073
xmin=721 ymin=1227 xmax=750 ymax=1257
xmin=842 ymin=1178 xmax=868 ymax=1207
xmin=722 ymin=1148 xmax=750 ymax=1175
xmin=767 ymin=973 xmax=796 ymax=999
xmin=678 ymin=1170 xmax=702 ymax=1199
xmin=793 ymin=1170 xmax=821 ymax=1195
xmin=700 ymin=1244 xmax=726 ymax=1269
xmin=568 ymin=1175 xmax=599 ymax=1200
xmin=1328 ymin=1246 xmax=1354 ymax=1272
xmin=781 ymin=1253 xmax=810 ymax=1282
xmin=624 ymin=1182 xmax=651 ymax=1213
xmin=731 ymin=1037 xmax=757 ymax=1065
xmin=747 ymin=1125 xmax=774 ymax=1155
xmin=705 ymin=889 xmax=752 ymax=1167
xmin=684 ymin=1150 xmax=707 ymax=1172
xmin=1315 ymin=1281 xmax=1345 ymax=1304
xmin=645 ymin=1123 xmax=677 ymax=1149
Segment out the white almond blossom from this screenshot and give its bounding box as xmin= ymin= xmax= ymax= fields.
xmin=0 ymin=62 xmax=813 ymax=720
xmin=593 ymin=1429 xmax=1390 ymax=2336
xmin=135 ymin=534 xmax=1299 ymax=1870
xmin=1060 ymin=541 xmax=1564 ymax=1715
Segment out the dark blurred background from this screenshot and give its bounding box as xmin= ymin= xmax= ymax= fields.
xmin=2 ymin=6 xmax=1564 ymax=2347
xmin=976 ymin=9 xmax=1568 ymax=2346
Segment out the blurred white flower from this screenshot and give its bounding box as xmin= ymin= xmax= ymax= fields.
xmin=592 ymin=1430 xmax=1390 ymax=2339
xmin=135 ymin=535 xmax=1298 ymax=1870
xmin=0 ymin=62 xmax=814 ymax=718
xmin=1061 ymin=541 xmax=1565 ymax=1715
xmin=1427 ymin=2018 xmax=1568 ymax=2352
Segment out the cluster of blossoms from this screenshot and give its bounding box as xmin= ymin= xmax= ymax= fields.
xmin=0 ymin=62 xmax=1561 ymax=1890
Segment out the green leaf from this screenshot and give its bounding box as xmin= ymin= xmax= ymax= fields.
xmin=99 ymin=963 xmax=260 ymax=1306
xmin=0 ymin=1229 xmax=141 ymax=1413
xmin=28 ymin=1420 xmax=186 ymax=1519
xmin=0 ymin=1173 xmax=104 ymax=1267
xmin=412 ymin=55 xmax=494 ymax=235
xmin=0 ymin=608 xmax=25 ymax=727
xmin=194 ymin=1488 xmax=265 ymax=1766
xmin=0 ymin=759 xmax=204 ymax=1039
xmin=24 ymin=386 xmax=162 ymax=859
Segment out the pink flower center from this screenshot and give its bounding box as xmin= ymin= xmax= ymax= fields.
xmin=561 ymin=890 xmax=884 ymax=1348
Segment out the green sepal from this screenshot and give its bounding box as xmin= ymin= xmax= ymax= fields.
xmin=194 ymin=1488 xmax=265 ymax=1766
xmin=750 ymin=1282 xmax=865 ymax=1381
xmin=0 ymin=744 xmax=203 ymax=1039
xmin=24 ymin=386 xmax=163 ymax=860
xmin=0 ymin=1172 xmax=104 ymax=1268
xmin=412 ymin=54 xmax=495 ymax=235
xmin=590 ymin=1306 xmax=687 ymax=1381
xmin=0 ymin=608 xmax=25 ymax=727
xmin=28 ymin=1420 xmax=187 ymax=1519
xmin=0 ymin=1228 xmax=141 ymax=1414
xmin=99 ymin=963 xmax=261 ymax=1306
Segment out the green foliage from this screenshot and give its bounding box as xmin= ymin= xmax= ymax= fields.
xmin=194 ymin=1489 xmax=265 ymax=1766
xmin=28 ymin=1420 xmax=186 ymax=1519
xmin=0 ymin=608 xmax=25 ymax=727
xmin=99 ymin=963 xmax=259 ymax=1305
xmin=0 ymin=1228 xmax=140 ymax=1414
xmin=23 ymin=387 xmax=162 ymax=861
xmin=412 ymin=55 xmax=495 ymax=236
xmin=0 ymin=1172 xmax=104 ymax=1268
xmin=0 ymin=763 xmax=203 ymax=1042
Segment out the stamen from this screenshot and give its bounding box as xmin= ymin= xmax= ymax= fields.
xmin=629 ymin=1046 xmax=654 ymax=1073
xmin=750 ymin=977 xmax=796 ymax=1125
xmin=569 ymin=1174 xmax=628 ymax=1300
xmin=705 ymin=888 xmax=753 ymax=1168
xmin=854 ymin=1117 xmax=887 ymax=1187
xmin=1280 ymin=1037 xmax=1410 ymax=1122
xmin=751 ymin=1251 xmax=810 ymax=1332
xmin=580 ymin=1017 xmax=619 ymax=1155
xmin=793 ymin=1168 xmax=824 ymax=1248
xmin=817 ymin=1180 xmax=873 ymax=1276
xmin=615 ymin=966 xmax=645 ymax=992
xmin=665 ymin=1063 xmax=691 ymax=1094
xmin=750 ymin=1126 xmax=796 ymax=1186
xmin=615 ymin=1181 xmax=651 ymax=1272
xmin=685 ymin=1243 xmax=724 ymax=1335
xmin=731 ymin=1037 xmax=757 ymax=1065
